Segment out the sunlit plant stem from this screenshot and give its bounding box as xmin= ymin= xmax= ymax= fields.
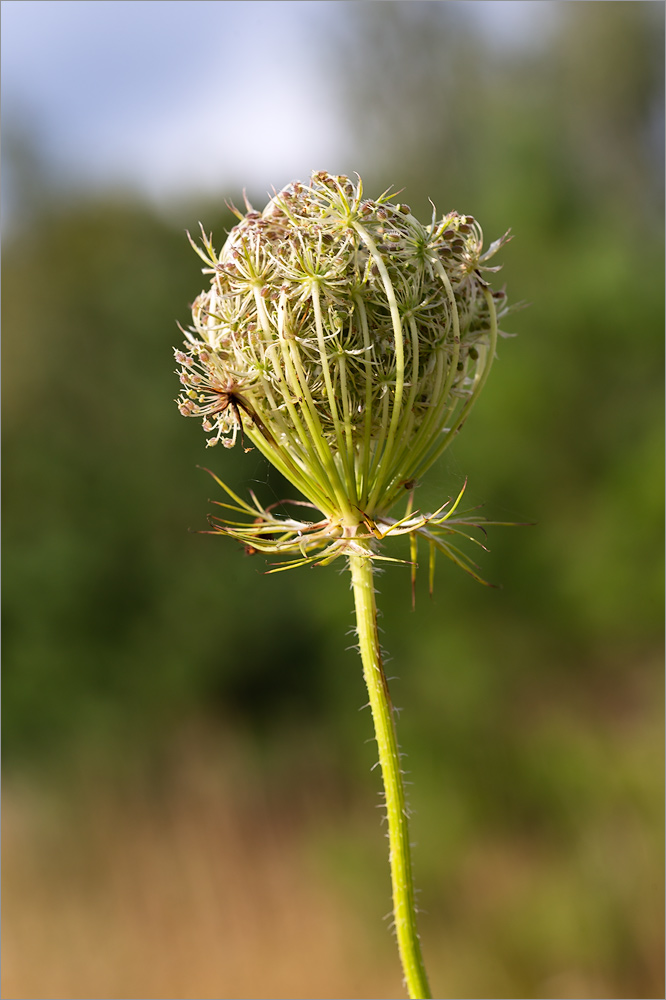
xmin=350 ymin=544 xmax=431 ymax=999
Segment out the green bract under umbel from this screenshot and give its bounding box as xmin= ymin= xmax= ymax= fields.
xmin=176 ymin=171 xmax=509 ymax=525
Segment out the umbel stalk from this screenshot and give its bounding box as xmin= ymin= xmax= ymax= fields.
xmin=350 ymin=545 xmax=432 ymax=999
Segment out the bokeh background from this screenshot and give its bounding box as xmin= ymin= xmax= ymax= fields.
xmin=2 ymin=2 xmax=664 ymax=998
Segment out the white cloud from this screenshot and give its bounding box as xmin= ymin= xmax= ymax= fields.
xmin=2 ymin=0 xmax=349 ymax=205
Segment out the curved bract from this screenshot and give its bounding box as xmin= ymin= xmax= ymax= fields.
xmin=176 ymin=171 xmax=510 ymax=528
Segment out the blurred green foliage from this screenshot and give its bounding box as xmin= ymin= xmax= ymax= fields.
xmin=5 ymin=1 xmax=661 ymax=761
xmin=2 ymin=4 xmax=663 ymax=995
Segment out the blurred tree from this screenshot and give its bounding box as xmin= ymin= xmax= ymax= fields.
xmin=338 ymin=2 xmax=664 ymax=222
xmin=553 ymin=1 xmax=665 ymax=218
xmin=1 ymin=121 xmax=56 ymax=233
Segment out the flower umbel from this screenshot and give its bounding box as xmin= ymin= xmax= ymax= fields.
xmin=176 ymin=171 xmax=510 ymax=576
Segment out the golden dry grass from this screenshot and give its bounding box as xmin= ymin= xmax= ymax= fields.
xmin=3 ymin=678 xmax=664 ymax=1000
xmin=2 ymin=743 xmax=401 ymax=1000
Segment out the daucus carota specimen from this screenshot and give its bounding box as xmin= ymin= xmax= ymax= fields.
xmin=175 ymin=171 xmax=511 ymax=998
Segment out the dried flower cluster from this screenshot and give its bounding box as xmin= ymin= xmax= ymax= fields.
xmin=175 ymin=171 xmax=509 ymax=574
xmin=177 ymin=173 xmax=508 ymax=506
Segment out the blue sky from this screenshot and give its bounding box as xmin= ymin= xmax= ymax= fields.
xmin=2 ymin=1 xmax=347 ymax=204
xmin=2 ymin=1 xmax=550 ymax=213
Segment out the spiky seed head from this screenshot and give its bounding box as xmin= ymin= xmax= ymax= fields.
xmin=175 ymin=171 xmax=509 ymax=526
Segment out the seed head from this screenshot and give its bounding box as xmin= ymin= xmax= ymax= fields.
xmin=175 ymin=172 xmax=511 ymax=573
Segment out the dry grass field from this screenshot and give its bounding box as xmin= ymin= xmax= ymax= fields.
xmin=2 ymin=739 xmax=402 ymax=1000
xmin=3 ymin=675 xmax=664 ymax=1000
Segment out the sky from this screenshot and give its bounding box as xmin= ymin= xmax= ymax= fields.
xmin=1 ymin=1 xmax=346 ymax=206
xmin=1 ymin=0 xmax=551 ymax=218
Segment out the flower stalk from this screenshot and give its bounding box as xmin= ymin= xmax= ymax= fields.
xmin=174 ymin=171 xmax=513 ymax=996
xmin=350 ymin=545 xmax=431 ymax=999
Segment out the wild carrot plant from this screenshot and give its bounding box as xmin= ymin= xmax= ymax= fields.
xmin=175 ymin=171 xmax=511 ymax=998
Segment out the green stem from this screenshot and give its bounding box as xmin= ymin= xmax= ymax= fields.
xmin=349 ymin=545 xmax=432 ymax=1000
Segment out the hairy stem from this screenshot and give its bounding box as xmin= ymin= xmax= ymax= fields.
xmin=349 ymin=545 xmax=432 ymax=1000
